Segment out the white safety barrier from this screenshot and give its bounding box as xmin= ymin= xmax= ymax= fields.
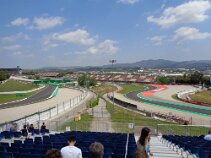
xmin=176 ymin=88 xmax=202 ymax=101
xmin=0 ymin=88 xmax=88 ymax=131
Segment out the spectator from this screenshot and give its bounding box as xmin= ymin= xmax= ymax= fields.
xmin=28 ymin=124 xmax=34 ymax=132
xmin=61 ymin=135 xmax=82 ymax=158
xmin=21 ymin=125 xmax=28 ymax=136
xmin=45 ymin=148 xmax=62 ymax=158
xmin=204 ymin=130 xmax=211 ymax=141
xmin=134 ymin=148 xmax=148 ymax=158
xmin=89 ymin=142 xmax=104 ymax=158
xmin=137 ymin=127 xmax=153 ymax=158
xmin=10 ymin=123 xmax=18 ymax=132
xmin=41 ymin=122 xmax=46 ymax=130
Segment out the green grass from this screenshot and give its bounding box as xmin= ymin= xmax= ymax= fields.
xmin=106 ymin=101 xmax=210 ymax=135
xmin=59 ymin=113 xmax=94 ymax=131
xmin=0 ymin=80 xmax=38 ymax=92
xmin=92 ymin=83 xmax=117 ymax=96
xmin=0 ymin=89 xmax=41 ymax=104
xmin=190 ymin=90 xmax=211 ymax=104
xmin=119 ymin=84 xmax=145 ymax=94
xmin=172 ymin=94 xmax=180 ymax=101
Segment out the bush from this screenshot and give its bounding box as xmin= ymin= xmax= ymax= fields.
xmin=0 ymin=71 xmax=10 ymax=82
xmin=90 ymin=96 xmax=99 ymax=108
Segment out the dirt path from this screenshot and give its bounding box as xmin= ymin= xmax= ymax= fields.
xmin=89 ymin=98 xmax=114 ymax=132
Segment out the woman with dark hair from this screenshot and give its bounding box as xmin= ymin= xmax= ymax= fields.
xmin=136 ymin=127 xmax=153 ymax=158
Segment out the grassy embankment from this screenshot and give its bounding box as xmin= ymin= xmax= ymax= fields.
xmin=0 ymin=80 xmax=39 ymax=104
xmin=190 ymin=90 xmax=211 ymax=104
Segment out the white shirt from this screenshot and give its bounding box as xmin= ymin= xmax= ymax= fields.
xmin=61 ymin=145 xmax=82 ymax=158
xmin=204 ymin=134 xmax=211 ymax=141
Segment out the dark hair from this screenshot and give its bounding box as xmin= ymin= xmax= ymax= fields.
xmin=68 ymin=135 xmax=76 ymax=142
xmin=89 ymin=142 xmax=104 ymax=158
xmin=138 ymin=127 xmax=151 ymax=146
xmin=23 ymin=125 xmax=27 ymax=129
xmin=45 ymin=148 xmax=61 ymax=158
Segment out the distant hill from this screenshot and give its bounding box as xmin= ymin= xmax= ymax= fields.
xmin=103 ymin=59 xmax=211 ymax=69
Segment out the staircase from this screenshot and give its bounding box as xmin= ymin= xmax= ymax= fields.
xmin=150 ymin=136 xmax=183 ymax=158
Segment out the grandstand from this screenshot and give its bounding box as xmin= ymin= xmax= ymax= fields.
xmin=63 ymin=74 xmax=157 ymax=83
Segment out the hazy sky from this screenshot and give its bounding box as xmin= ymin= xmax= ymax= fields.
xmin=0 ymin=0 xmax=211 ymax=68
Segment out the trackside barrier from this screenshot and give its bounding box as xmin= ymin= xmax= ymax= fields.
xmin=0 ymin=88 xmax=88 ymax=131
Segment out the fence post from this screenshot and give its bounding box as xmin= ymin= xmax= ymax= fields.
xmin=57 ymin=104 xmax=59 ymax=114
xmin=49 ymin=107 xmax=51 ymax=118
xmin=38 ymin=111 xmax=40 ymax=129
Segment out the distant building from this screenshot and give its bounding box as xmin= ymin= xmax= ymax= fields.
xmin=37 ymin=72 xmax=59 ymax=78
xmin=0 ymin=66 xmax=22 ymax=75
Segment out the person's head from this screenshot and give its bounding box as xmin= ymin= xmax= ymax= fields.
xmin=43 ymin=122 xmax=45 ymax=125
xmin=30 ymin=124 xmax=33 ymax=127
xmin=138 ymin=127 xmax=151 ymax=146
xmin=89 ymin=142 xmax=104 ymax=158
xmin=68 ymin=135 xmax=76 ymax=145
xmin=23 ymin=125 xmax=27 ymax=129
xmin=45 ymin=148 xmax=61 ymax=158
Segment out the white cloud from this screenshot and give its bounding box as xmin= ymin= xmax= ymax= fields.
xmin=87 ymin=40 xmax=119 ymax=54
xmin=0 ymin=32 xmax=30 ymax=43
xmin=42 ymin=43 xmax=59 ymax=51
xmin=3 ymin=44 xmax=22 ymax=50
xmin=12 ymin=51 xmax=23 ymax=56
xmin=150 ymin=36 xmax=165 ymax=46
xmin=173 ymin=27 xmax=211 ymax=42
xmin=117 ymin=0 xmax=139 ymax=5
xmin=31 ymin=16 xmax=65 ymax=30
xmin=53 ymin=29 xmax=95 ymax=45
xmin=11 ymin=18 xmax=29 ymax=26
xmin=147 ymin=1 xmax=211 ymax=28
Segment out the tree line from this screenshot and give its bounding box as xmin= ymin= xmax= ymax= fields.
xmin=0 ymin=71 xmax=10 ymax=82
xmin=156 ymin=71 xmax=210 ymax=85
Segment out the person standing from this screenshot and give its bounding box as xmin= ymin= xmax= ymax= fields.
xmin=136 ymin=127 xmax=153 ymax=158
xmin=204 ymin=130 xmax=211 ymax=141
xmin=61 ymin=136 xmax=82 ymax=158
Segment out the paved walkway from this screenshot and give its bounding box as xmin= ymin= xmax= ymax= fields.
xmin=89 ymin=98 xmax=114 ymax=132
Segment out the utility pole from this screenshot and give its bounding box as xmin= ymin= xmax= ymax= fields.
xmin=109 ymin=59 xmax=116 ymax=113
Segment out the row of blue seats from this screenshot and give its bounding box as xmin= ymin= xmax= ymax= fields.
xmin=163 ymin=135 xmax=211 ymax=158
xmin=0 ymin=131 xmax=137 ymax=158
xmin=0 ymin=129 xmax=49 ymax=139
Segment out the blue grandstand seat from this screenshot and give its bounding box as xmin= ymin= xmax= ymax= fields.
xmin=0 ymin=151 xmax=13 ymax=158
xmin=0 ymin=131 xmax=136 ymax=158
xmin=162 ymin=135 xmax=211 ymax=158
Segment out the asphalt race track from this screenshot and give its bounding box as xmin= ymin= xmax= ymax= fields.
xmin=126 ymin=89 xmax=211 ymax=116
xmin=0 ymin=85 xmax=57 ymax=109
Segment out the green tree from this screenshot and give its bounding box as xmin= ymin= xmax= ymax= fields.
xmin=0 ymin=71 xmax=10 ymax=82
xmin=156 ymin=76 xmax=173 ymax=84
xmin=78 ymin=74 xmax=97 ymax=87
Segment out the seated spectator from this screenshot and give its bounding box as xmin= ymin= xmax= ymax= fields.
xmin=41 ymin=122 xmax=46 ymax=130
xmin=45 ymin=148 xmax=61 ymax=158
xmin=61 ymin=135 xmax=82 ymax=158
xmin=28 ymin=124 xmax=34 ymax=132
xmin=137 ymin=127 xmax=153 ymax=158
xmin=21 ymin=125 xmax=28 ymax=136
xmin=89 ymin=142 xmax=104 ymax=158
xmin=10 ymin=123 xmax=18 ymax=132
xmin=204 ymin=130 xmax=211 ymax=141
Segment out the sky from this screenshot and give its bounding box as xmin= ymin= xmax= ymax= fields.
xmin=0 ymin=0 xmax=211 ymax=68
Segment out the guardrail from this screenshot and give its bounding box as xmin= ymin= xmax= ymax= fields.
xmin=0 ymin=88 xmax=88 ymax=131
